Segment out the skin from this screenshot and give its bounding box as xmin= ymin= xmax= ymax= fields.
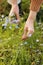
xmin=9 ymin=0 xmax=20 ymax=21
xmin=6 ymin=0 xmax=43 ymax=40
xmin=22 ymin=10 xmax=37 ymax=40
xmin=22 ymin=0 xmax=43 ymax=40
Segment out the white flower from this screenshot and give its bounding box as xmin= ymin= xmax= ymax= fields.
xmin=27 ymin=33 xmax=32 ymax=37
xmin=38 ymin=22 xmax=41 ymax=25
xmin=24 ymin=42 xmax=28 ymax=45
xmin=36 ymin=49 xmax=39 ymax=52
xmin=9 ymin=26 xmax=12 ymax=30
xmin=20 ymin=43 xmax=23 ymax=46
xmin=40 ymin=44 xmax=43 ymax=46
xmin=5 ymin=17 xmax=9 ymax=23
xmin=36 ymin=39 xmax=39 ymax=43
xmin=2 ymin=23 xmax=7 ymax=27
xmin=38 ymin=52 xmax=41 ymax=55
xmin=37 ymin=61 xmax=40 ymax=63
xmin=1 ymin=15 xmax=4 ymax=18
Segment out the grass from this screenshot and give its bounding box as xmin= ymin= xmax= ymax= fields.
xmin=0 ymin=19 xmax=43 ymax=65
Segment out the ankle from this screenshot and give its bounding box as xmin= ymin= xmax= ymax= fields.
xmin=27 ymin=10 xmax=37 ymax=22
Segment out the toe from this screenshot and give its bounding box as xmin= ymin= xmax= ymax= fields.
xmin=22 ymin=34 xmax=27 ymax=40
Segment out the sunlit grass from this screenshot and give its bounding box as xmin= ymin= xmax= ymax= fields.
xmin=0 ymin=19 xmax=43 ymax=65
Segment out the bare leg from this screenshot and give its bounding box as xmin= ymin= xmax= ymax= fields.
xmin=22 ymin=0 xmax=43 ymax=40
xmin=9 ymin=0 xmax=20 ymax=23
xmin=22 ymin=10 xmax=37 ymax=40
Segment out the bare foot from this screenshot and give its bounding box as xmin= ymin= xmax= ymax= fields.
xmin=22 ymin=30 xmax=34 ymax=40
xmin=22 ymin=21 xmax=34 ymax=40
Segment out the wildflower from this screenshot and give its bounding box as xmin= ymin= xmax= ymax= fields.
xmin=9 ymin=26 xmax=12 ymax=30
xmin=2 ymin=24 xmax=7 ymax=30
xmin=20 ymin=43 xmax=23 ymax=46
xmin=38 ymin=52 xmax=41 ymax=55
xmin=40 ymin=44 xmax=43 ymax=46
xmin=24 ymin=41 xmax=28 ymax=45
xmin=36 ymin=39 xmax=39 ymax=43
xmin=38 ymin=22 xmax=41 ymax=25
xmin=1 ymin=15 xmax=4 ymax=18
xmin=37 ymin=60 xmax=40 ymax=63
xmin=5 ymin=17 xmax=9 ymax=24
xmin=28 ymin=33 xmax=32 ymax=37
xmin=36 ymin=49 xmax=39 ymax=53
